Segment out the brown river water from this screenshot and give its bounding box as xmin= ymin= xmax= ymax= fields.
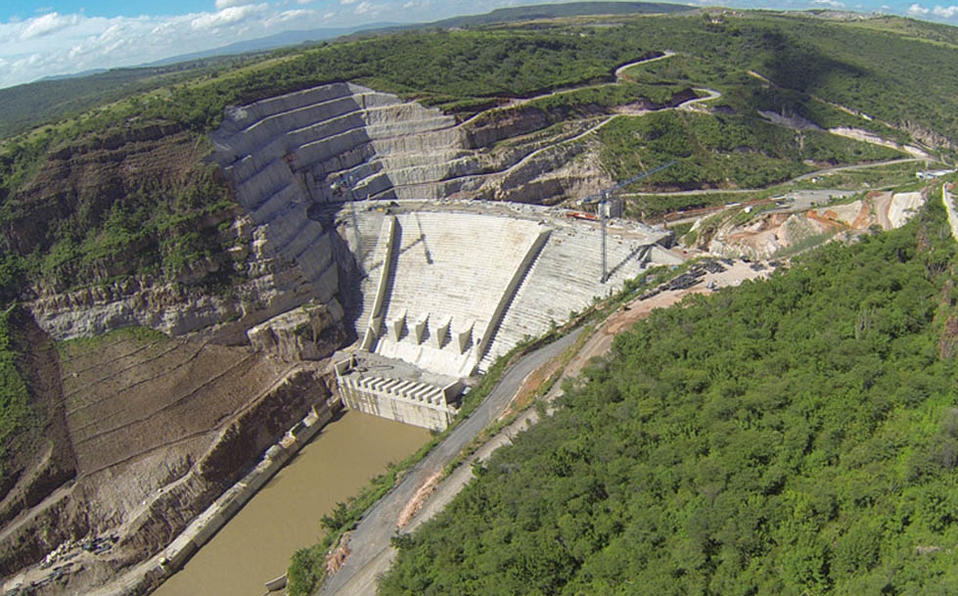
xmin=153 ymin=410 xmax=431 ymax=596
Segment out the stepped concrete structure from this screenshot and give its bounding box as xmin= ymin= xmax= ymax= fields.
xmin=334 ymin=353 xmax=463 ymax=431
xmin=359 ymin=211 xmax=547 ymax=377
xmin=337 ymin=200 xmax=680 ymax=429
xmin=209 ymin=82 xmax=488 ymax=210
xmin=353 ymin=202 xmax=679 ymax=374
xmin=210 ymin=82 xmax=685 ymax=430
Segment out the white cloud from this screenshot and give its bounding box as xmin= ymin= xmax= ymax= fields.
xmin=268 ymin=9 xmax=315 ymax=24
xmin=932 ymin=5 xmax=958 ymax=17
xmin=0 ymin=0 xmax=517 ymax=89
xmin=811 ymin=0 xmax=845 ymax=7
xmin=215 ymin=0 xmax=258 ymax=9
xmin=20 ymin=12 xmax=80 ymax=40
xmin=191 ymin=5 xmax=265 ymax=30
xmin=905 ymin=2 xmax=958 ymax=17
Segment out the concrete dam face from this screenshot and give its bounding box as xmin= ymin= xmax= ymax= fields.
xmin=212 ymin=83 xmax=682 ymax=430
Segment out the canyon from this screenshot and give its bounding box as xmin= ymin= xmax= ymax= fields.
xmin=0 ymin=68 xmax=934 ymax=596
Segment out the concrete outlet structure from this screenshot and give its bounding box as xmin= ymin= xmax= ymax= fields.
xmin=334 ymin=353 xmax=462 ymax=431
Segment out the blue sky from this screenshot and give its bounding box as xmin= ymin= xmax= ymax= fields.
xmin=0 ymin=0 xmax=955 ymax=89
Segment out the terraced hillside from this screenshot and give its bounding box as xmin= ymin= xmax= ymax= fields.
xmin=0 ymin=325 xmax=331 ymax=595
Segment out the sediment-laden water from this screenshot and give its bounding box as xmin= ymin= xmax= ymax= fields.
xmin=153 ymin=410 xmax=430 ymax=596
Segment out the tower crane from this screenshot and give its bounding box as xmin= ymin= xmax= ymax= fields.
xmin=580 ymin=160 xmax=675 ymax=283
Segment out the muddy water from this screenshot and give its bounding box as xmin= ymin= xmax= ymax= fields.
xmin=154 ymin=410 xmax=430 ymax=596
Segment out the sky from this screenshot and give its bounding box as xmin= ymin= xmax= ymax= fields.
xmin=1 ymin=0 xmax=956 ymax=89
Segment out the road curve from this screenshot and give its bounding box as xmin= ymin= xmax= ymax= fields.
xmin=614 ymin=50 xmax=676 ymax=81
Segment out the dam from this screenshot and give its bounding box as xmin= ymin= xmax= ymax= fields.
xmin=134 ymin=81 xmax=684 ymax=592
xmin=0 ymin=79 xmax=690 ymax=596
xmin=210 ymin=82 xmax=683 ymax=431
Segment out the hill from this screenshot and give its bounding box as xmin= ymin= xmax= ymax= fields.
xmin=380 ymin=197 xmax=958 ymax=596
xmin=0 ymin=3 xmax=690 ymax=141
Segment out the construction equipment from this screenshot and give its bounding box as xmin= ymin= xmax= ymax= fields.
xmin=580 ymin=161 xmax=675 ymax=282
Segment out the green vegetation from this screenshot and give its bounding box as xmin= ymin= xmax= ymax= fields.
xmin=0 ymin=54 xmax=268 ymax=139
xmin=627 ymin=191 xmax=755 ymax=221
xmin=0 ymin=103 xmax=244 ymax=297
xmin=799 ymin=160 xmax=928 ymax=189
xmin=56 ymin=325 xmax=169 ymax=358
xmin=0 ymin=308 xmax=34 ymax=479
xmin=612 ymin=13 xmax=958 ymax=144
xmin=598 ymin=110 xmax=904 ymax=190
xmin=380 ymin=200 xmax=958 ymax=595
xmin=524 ymin=79 xmax=690 ymax=113
xmin=5 ymin=10 xmax=951 ymax=144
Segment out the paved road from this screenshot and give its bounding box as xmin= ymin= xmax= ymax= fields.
xmin=319 ymin=328 xmax=583 ymax=596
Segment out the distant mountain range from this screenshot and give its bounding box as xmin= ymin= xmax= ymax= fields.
xmin=145 ymin=23 xmax=400 ymax=66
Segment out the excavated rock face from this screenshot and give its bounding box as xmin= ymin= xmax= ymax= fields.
xmin=210 ymin=82 xmax=609 ymax=216
xmin=207 ymin=82 xmax=617 ymax=343
xmin=247 ymin=302 xmax=346 ymax=362
xmin=692 ymin=191 xmax=928 ymax=259
xmin=0 ymin=308 xmax=76 ymax=529
xmin=0 ymin=311 xmax=332 ymax=591
xmin=0 ymin=116 xmax=341 ymax=348
xmin=901 ymin=121 xmax=956 ymax=150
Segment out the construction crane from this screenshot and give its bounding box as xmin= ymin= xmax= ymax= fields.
xmin=580 ymin=160 xmax=675 ymax=283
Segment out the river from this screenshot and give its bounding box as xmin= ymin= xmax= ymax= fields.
xmin=153 ymin=410 xmax=431 ymax=596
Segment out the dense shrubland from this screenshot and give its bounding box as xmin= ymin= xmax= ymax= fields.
xmin=598 ymin=110 xmax=903 ymax=189
xmin=0 ymin=309 xmax=31 ymax=473
xmin=380 ymin=198 xmax=958 ymax=595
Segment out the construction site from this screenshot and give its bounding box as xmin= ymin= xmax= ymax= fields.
xmin=1 ymin=65 xmax=935 ymax=596
xmin=210 ymin=82 xmax=684 ymax=432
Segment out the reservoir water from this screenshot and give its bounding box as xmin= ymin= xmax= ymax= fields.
xmin=153 ymin=410 xmax=431 ymax=596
